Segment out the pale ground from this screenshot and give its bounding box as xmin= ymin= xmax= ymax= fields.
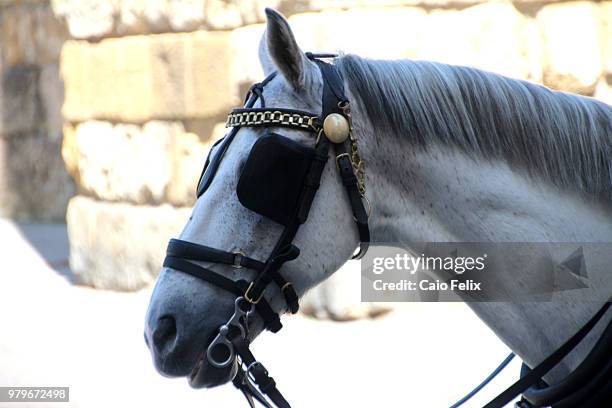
xmin=0 ymin=219 xmax=521 ymax=408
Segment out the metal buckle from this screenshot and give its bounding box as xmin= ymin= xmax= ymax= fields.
xmin=280 ymin=282 xmax=293 ymax=295
xmin=232 ymin=251 xmax=245 ymax=268
xmin=246 ymin=361 xmax=268 ymax=384
xmin=335 ymin=152 xmax=350 ymax=169
xmin=244 ymin=282 xmax=264 ymax=305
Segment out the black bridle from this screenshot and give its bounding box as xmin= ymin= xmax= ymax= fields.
xmin=162 ymin=54 xmax=370 ymax=408
xmin=161 ymin=52 xmax=612 ymax=408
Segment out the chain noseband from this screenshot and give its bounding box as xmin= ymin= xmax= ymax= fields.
xmin=163 ymin=54 xmax=370 ymax=408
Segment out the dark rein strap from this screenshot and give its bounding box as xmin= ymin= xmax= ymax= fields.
xmin=483 ymin=300 xmax=611 ymax=408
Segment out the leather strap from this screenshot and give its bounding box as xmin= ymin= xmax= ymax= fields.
xmin=166 ymin=239 xmax=300 ymax=315
xmin=312 ymin=57 xmax=371 ymax=259
xmin=483 ymin=301 xmax=611 ymax=408
xmin=245 ymin=245 xmax=300 ymax=310
xmin=521 ymin=308 xmax=612 ymax=406
xmin=233 ymin=366 xmax=275 ymax=408
xmin=335 ymin=143 xmax=370 ymax=259
xmin=231 ymin=335 xmax=291 ymax=408
xmin=167 ymin=239 xmax=265 ymax=271
xmin=163 ymin=256 xmax=282 ymax=333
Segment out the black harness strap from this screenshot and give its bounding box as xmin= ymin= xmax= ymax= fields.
xmin=519 ymin=304 xmax=612 ymax=407
xmin=231 ymin=336 xmax=290 ymax=408
xmin=311 ymin=58 xmax=370 ymax=259
xmin=167 ymin=239 xmax=265 ymax=271
xmin=166 ymin=239 xmax=299 ymax=314
xmin=483 ymin=301 xmax=611 ymax=408
xmin=163 ymin=256 xmax=282 ymax=333
xmin=233 ymin=369 xmax=272 ymax=408
xmin=335 ymin=149 xmax=370 ymax=259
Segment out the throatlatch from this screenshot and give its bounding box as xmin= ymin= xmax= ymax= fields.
xmin=162 ymin=54 xmax=370 ymax=408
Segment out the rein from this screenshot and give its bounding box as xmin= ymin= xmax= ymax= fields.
xmin=162 ymin=54 xmax=370 ymax=408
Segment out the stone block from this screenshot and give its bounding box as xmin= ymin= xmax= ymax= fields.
xmin=68 ymin=120 xmax=182 ymax=205
xmin=288 ymin=7 xmax=427 ymax=60
xmin=0 ymin=5 xmax=36 ymax=68
xmin=61 ymin=122 xmax=79 ymax=185
xmin=1 ymin=62 xmax=64 ymax=138
xmin=167 ymin=0 xmax=205 ymax=31
xmin=62 ymin=37 xmax=154 ymax=122
xmin=31 ymin=3 xmax=68 ymax=66
xmin=66 ymin=196 xmax=191 ymax=290
xmin=60 ymin=41 xmax=93 ymax=121
xmin=0 ymin=131 xmax=75 ymax=221
xmin=537 ymin=1 xmax=602 ymax=94
xmin=38 ymin=63 xmax=64 ymax=141
xmin=228 ymin=24 xmax=266 ymax=92
xmin=203 ymin=0 xmax=286 ymax=30
xmin=117 ymin=0 xmax=169 ymax=35
xmin=420 ymin=3 xmax=542 ymax=81
xmin=297 ymin=0 xmax=485 ymax=8
xmin=187 ymin=31 xmax=240 ymax=118
xmin=51 ymin=0 xmax=116 ymax=39
xmin=64 ymin=119 xmax=227 ymax=206
xmin=167 ymin=122 xmax=227 ymax=206
xmin=150 ymin=33 xmax=187 ymax=118
xmin=61 ymin=32 xmax=240 ymax=122
xmin=1 ymin=65 xmax=41 ymax=136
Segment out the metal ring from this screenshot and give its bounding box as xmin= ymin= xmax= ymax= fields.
xmin=206 ymin=325 xmax=235 ymax=368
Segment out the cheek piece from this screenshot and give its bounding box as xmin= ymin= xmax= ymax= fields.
xmin=162 ymin=54 xmax=371 ymax=408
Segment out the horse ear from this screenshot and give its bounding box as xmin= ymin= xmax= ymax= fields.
xmin=260 ymin=8 xmax=308 ymax=89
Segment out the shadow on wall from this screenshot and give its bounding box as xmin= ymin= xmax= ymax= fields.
xmin=14 ymin=222 xmax=75 ymax=284
xmin=0 ymin=2 xmax=75 ymax=222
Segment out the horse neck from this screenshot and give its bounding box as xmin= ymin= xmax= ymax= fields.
xmin=351 ymin=100 xmax=612 ymax=384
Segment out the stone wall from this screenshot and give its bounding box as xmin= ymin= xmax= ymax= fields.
xmin=54 ymin=1 xmax=611 ymax=316
xmin=0 ymin=0 xmax=74 ymax=221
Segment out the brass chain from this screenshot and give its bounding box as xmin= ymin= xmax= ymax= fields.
xmin=226 ymin=110 xmax=320 ymax=132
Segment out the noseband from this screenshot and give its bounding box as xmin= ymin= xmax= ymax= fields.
xmin=162 ymin=54 xmax=370 ymax=408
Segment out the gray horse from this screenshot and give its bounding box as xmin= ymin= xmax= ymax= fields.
xmin=145 ymin=7 xmax=612 ymax=404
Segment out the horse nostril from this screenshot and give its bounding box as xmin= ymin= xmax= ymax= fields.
xmin=152 ymin=315 xmax=178 ymax=354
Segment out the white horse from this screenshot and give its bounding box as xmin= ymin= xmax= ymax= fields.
xmin=145 ymin=8 xmax=612 ymax=405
